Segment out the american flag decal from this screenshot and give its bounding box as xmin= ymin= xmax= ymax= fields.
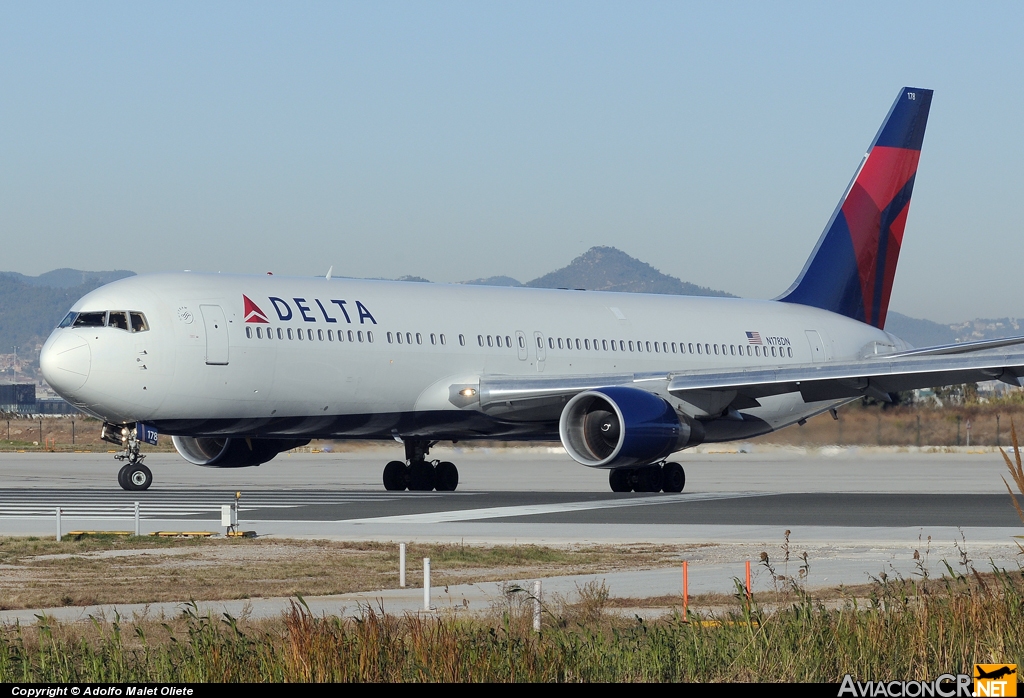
xmin=745 ymin=331 xmax=762 ymax=345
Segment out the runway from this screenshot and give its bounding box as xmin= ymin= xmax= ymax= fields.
xmin=0 ymin=488 xmax=1020 ymax=528
xmin=0 ymin=445 xmax=1021 ymax=609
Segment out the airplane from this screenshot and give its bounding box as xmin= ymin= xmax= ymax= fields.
xmin=975 ymin=666 xmax=1016 ymax=681
xmin=38 ymin=86 xmax=1024 ymax=493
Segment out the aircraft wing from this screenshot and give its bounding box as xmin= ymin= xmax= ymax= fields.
xmin=475 ymin=349 xmax=1024 ymax=417
xmin=665 ymin=350 xmax=1024 ymax=404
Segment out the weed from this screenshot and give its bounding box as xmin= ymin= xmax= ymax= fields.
xmin=999 ymin=419 xmax=1024 ymax=556
xmin=0 ymin=568 xmax=1018 ymax=682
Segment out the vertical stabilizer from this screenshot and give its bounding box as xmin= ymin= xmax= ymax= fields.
xmin=779 ymin=87 xmax=932 ymax=329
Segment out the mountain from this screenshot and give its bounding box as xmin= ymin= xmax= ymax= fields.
xmin=949 ymin=317 xmax=1022 ymax=342
xmin=0 ymin=269 xmax=134 ymax=289
xmin=884 ymin=312 xmax=958 ymax=348
xmin=523 ymin=247 xmax=733 ymax=297
xmin=0 ymin=270 xmax=137 ymax=377
xmin=462 ymin=275 xmax=523 ymax=287
xmin=883 ymin=313 xmax=1024 ymax=348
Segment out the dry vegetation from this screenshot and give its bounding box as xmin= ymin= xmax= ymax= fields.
xmin=6 ymin=402 xmax=1024 ymax=454
xmin=753 ymin=402 xmax=1024 ymax=448
xmin=1 ymin=567 xmax=1022 ymax=682
xmin=0 ymin=537 xmax=682 ymax=611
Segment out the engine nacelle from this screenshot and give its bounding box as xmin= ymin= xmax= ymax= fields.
xmin=558 ymin=387 xmax=703 ymax=468
xmin=171 ymin=436 xmax=310 ymax=468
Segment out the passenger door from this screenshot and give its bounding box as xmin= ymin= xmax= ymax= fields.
xmin=805 ymin=330 xmax=826 ymax=363
xmin=200 ymin=305 xmax=230 ymax=365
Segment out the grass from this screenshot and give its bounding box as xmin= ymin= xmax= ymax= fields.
xmin=7 ymin=403 xmax=1024 ymax=453
xmin=0 ymin=566 xmax=1021 ymax=682
xmin=0 ymin=536 xmax=678 ymax=611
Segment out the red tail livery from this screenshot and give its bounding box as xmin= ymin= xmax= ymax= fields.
xmin=780 ymin=87 xmax=932 ymax=329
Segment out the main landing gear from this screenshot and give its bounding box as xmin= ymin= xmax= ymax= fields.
xmin=608 ymin=462 xmax=685 ymax=493
xmin=107 ymin=424 xmax=153 ymax=491
xmin=382 ymin=440 xmax=459 ymax=492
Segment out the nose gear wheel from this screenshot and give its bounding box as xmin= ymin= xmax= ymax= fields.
xmin=113 ymin=425 xmax=153 ymax=491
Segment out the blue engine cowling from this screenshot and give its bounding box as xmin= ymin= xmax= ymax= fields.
xmin=558 ymin=387 xmax=703 ymax=468
xmin=171 ymin=436 xmax=310 ymax=467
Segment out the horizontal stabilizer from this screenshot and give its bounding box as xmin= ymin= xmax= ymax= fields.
xmin=892 ymin=334 xmax=1024 ymax=358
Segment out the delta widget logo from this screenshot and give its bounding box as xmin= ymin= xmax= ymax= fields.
xmin=243 ymin=295 xmax=270 ymax=324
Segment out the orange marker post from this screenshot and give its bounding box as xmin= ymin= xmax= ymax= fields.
xmin=745 ymin=560 xmax=751 ymax=600
xmin=682 ymin=561 xmax=688 ymax=622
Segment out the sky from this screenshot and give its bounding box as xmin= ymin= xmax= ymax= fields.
xmin=1 ymin=2 xmax=1021 ymax=323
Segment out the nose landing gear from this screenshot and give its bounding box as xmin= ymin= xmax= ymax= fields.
xmin=108 ymin=423 xmax=153 ymax=491
xmin=382 ymin=439 xmax=459 ymax=492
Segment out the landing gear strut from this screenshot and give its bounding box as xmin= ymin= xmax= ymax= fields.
xmin=609 ymin=461 xmax=684 ymax=493
xmin=110 ymin=424 xmax=153 ymax=491
xmin=382 ymin=439 xmax=459 ymax=492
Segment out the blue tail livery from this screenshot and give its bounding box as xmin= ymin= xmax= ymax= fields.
xmin=779 ymin=87 xmax=933 ymax=329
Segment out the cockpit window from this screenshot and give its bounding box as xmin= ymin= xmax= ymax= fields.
xmin=68 ymin=310 xmax=149 ymax=331
xmin=73 ymin=312 xmax=106 ymax=327
xmin=107 ymin=311 xmax=129 ymax=331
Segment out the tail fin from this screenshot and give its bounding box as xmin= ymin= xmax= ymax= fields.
xmin=779 ymin=87 xmax=933 ymax=329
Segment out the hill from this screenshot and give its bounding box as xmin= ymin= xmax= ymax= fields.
xmin=884 ymin=312 xmax=958 ymax=348
xmin=0 ymin=269 xmax=134 ymax=289
xmin=523 ymin=246 xmax=733 ymax=297
xmin=0 ymin=270 xmax=136 ymax=378
xmin=461 ymin=275 xmax=523 ymax=287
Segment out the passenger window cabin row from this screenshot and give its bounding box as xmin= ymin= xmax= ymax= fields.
xmin=541 ymin=335 xmax=793 ymax=359
xmin=242 ymin=326 xmax=794 ymax=359
xmin=245 ymin=325 xmax=374 ymax=343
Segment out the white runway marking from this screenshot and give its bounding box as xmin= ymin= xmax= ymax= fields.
xmin=0 ymin=490 xmax=433 ymax=519
xmin=343 ymin=492 xmax=757 ymax=524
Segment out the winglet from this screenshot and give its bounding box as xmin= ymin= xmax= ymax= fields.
xmin=779 ymin=87 xmax=933 ymax=329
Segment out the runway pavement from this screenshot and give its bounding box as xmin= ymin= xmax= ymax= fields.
xmin=0 ymin=445 xmax=1021 ymax=611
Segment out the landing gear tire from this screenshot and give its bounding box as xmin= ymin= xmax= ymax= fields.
xmin=609 ymin=469 xmax=631 ymax=492
xmin=635 ymin=465 xmax=664 ymax=493
xmin=408 ymin=461 xmax=436 ymax=491
xmin=383 ymin=461 xmax=409 ymax=491
xmin=119 ymin=463 xmax=152 ymax=491
xmin=435 ymin=461 xmax=459 ymax=492
xmin=662 ymin=462 xmax=685 ymax=493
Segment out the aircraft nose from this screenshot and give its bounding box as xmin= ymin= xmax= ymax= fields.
xmin=40 ymin=331 xmax=91 ymax=394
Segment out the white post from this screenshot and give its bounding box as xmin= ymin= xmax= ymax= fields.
xmin=400 ymin=543 xmax=406 ymax=588
xmin=423 ymin=557 xmax=431 ymax=611
xmin=134 ymin=501 xmax=140 ymax=536
xmin=533 ymin=580 xmax=542 ymax=632
xmin=55 ymin=507 xmax=61 ymax=542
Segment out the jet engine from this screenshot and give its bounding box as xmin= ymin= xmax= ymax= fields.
xmin=558 ymin=387 xmax=703 ymax=468
xmin=171 ymin=436 xmax=310 ymax=468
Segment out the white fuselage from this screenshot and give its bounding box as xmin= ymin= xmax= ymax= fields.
xmin=40 ymin=272 xmax=905 ymax=447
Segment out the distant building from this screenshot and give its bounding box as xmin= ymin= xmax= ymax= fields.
xmin=0 ymin=382 xmax=78 ymax=415
xmin=0 ymin=382 xmax=35 ymax=409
